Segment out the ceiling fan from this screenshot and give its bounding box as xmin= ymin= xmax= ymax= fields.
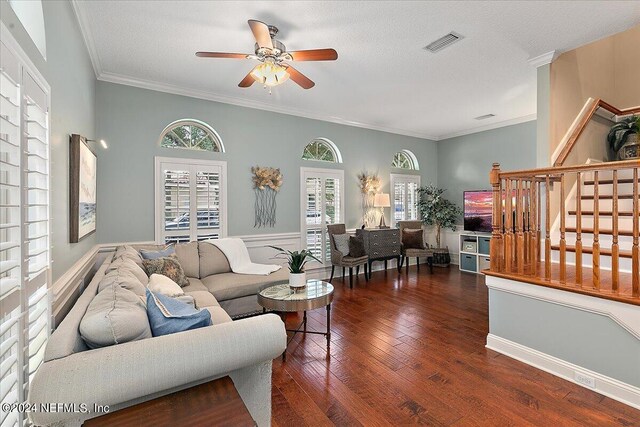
xmin=196 ymin=19 xmax=338 ymax=90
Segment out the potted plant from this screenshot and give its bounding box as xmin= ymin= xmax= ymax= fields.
xmin=608 ymin=115 xmax=640 ymax=160
xmin=416 ymin=185 xmax=463 ymax=267
xmin=269 ymin=246 xmax=322 ymax=288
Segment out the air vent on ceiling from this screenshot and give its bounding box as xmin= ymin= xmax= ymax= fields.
xmin=424 ymin=32 xmax=464 ymax=53
xmin=474 ymin=114 xmax=496 ymax=120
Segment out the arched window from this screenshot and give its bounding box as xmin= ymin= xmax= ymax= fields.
xmin=302 ymin=138 xmax=342 ymax=163
xmin=392 ymin=149 xmax=419 ymax=170
xmin=159 ymin=119 xmax=225 ymax=152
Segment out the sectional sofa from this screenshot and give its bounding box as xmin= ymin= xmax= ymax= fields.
xmin=28 ymin=242 xmax=289 ymax=426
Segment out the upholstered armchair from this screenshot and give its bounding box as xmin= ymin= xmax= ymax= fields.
xmin=398 ymin=220 xmax=434 ymax=273
xmin=326 ymin=224 xmax=369 ymax=288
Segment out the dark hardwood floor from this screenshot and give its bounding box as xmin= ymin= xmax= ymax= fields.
xmin=272 ymin=266 xmax=640 ymax=426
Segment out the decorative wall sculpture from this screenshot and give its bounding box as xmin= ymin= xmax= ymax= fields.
xmin=251 ymin=166 xmax=283 ymax=228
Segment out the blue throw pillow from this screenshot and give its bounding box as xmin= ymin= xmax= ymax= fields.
xmin=146 ymin=290 xmax=211 ymax=336
xmin=140 ymin=245 xmax=175 ymax=260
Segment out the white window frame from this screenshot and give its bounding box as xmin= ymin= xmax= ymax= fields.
xmin=154 ymin=156 xmax=228 ymax=243
xmin=390 ymin=173 xmax=421 ymax=228
xmin=301 ymin=137 xmax=343 ymax=163
xmin=300 ymin=167 xmax=345 ymax=266
xmin=158 ymin=119 xmax=225 ymax=153
xmin=392 ymin=149 xmax=419 ymax=171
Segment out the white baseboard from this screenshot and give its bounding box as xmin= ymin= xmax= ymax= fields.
xmin=486 ymin=334 xmax=640 ymax=410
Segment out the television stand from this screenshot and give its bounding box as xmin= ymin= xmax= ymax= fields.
xmin=459 ymin=232 xmax=491 ymax=274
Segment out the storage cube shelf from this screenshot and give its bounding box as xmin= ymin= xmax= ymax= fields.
xmin=459 ymin=233 xmax=491 ymax=274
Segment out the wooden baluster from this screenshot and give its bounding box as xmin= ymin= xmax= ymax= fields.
xmin=523 ymin=180 xmax=530 ymax=269
xmin=592 ymin=171 xmax=600 ymax=291
xmin=575 ymin=172 xmax=583 ymax=286
xmin=611 ymin=170 xmax=619 ymax=293
xmin=545 ymin=175 xmax=551 ymax=281
xmin=530 ymin=179 xmax=538 ymax=276
xmin=489 ymin=163 xmax=503 ymax=272
xmin=559 ymin=174 xmax=567 ymax=284
xmin=504 ymin=179 xmax=513 ymax=274
xmin=633 ymin=168 xmax=639 ymax=298
xmin=537 ymin=181 xmax=542 ymax=261
xmin=516 ymin=179 xmax=525 ymax=275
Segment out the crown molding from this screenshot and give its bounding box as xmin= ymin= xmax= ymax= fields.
xmin=97 ymin=71 xmax=442 ymax=140
xmin=528 ymin=50 xmax=558 ymax=68
xmin=436 ymin=114 xmax=537 ymax=141
xmin=71 ymin=0 xmax=102 ymax=77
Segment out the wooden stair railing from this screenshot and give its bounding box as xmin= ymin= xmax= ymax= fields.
xmin=487 ymin=159 xmax=640 ymax=306
xmin=553 ymin=98 xmax=640 ymax=167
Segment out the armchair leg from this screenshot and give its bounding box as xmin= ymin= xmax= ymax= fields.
xmin=364 ymin=263 xmax=369 ymax=281
xmin=429 ymin=257 xmax=434 ymax=274
xmin=342 ymin=267 xmax=345 ymax=279
xmin=396 ymin=256 xmax=401 ymax=273
xmin=356 ymin=265 xmax=360 ymax=276
xmin=349 ymin=268 xmax=353 ymax=289
xmin=329 ymin=265 xmax=335 ymax=283
xmin=417 ymin=257 xmax=420 ymax=271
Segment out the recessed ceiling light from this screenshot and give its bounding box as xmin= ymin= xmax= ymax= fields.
xmin=424 ymin=32 xmax=464 ymax=53
xmin=474 ymin=114 xmax=496 ymax=120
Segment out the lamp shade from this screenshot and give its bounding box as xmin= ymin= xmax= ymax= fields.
xmin=373 ymin=193 xmax=391 ymax=208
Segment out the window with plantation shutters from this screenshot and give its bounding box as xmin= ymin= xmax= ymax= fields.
xmin=300 ymin=167 xmax=344 ymax=264
xmin=155 ymin=157 xmax=227 ymax=244
xmin=1 ymin=32 xmax=51 ymax=427
xmin=390 ymin=174 xmax=420 ymax=228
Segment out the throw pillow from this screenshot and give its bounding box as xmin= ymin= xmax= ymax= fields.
xmin=348 ymin=235 xmax=366 ymax=258
xmin=80 ymin=285 xmax=152 ymax=349
xmin=140 ymin=245 xmax=175 ymax=260
xmin=402 ymin=228 xmax=425 ymax=249
xmin=143 ymin=257 xmax=190 ymax=287
xmin=333 ymin=233 xmax=350 ymax=256
xmin=147 ymin=273 xmax=185 ymax=298
xmin=146 ymin=290 xmax=211 ymax=336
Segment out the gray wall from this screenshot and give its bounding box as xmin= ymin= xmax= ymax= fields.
xmin=436 ymin=121 xmax=537 ymax=211
xmin=94 ymin=81 xmax=438 ymax=242
xmin=1 ymin=1 xmax=97 ymax=280
xmin=489 ymin=289 xmax=640 ymax=387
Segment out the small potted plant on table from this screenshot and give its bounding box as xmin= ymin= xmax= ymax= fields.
xmin=417 ymin=185 xmax=463 ymax=267
xmin=608 ymin=115 xmax=639 ymax=160
xmin=269 ymin=246 xmax=322 ymax=289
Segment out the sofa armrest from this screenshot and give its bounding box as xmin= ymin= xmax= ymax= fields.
xmin=28 ymin=314 xmax=286 ymax=426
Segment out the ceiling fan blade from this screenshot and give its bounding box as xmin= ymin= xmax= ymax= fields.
xmin=196 ymin=52 xmax=250 ymax=59
xmin=248 ymin=19 xmax=273 ymax=50
xmin=238 ymin=68 xmax=256 ymax=88
xmin=284 ymin=65 xmax=315 ymax=89
xmin=288 ymin=49 xmax=338 ymax=61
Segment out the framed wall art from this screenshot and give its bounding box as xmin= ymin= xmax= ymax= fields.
xmin=69 ymin=134 xmax=97 ymax=242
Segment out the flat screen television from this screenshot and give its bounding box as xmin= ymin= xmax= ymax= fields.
xmin=463 ymin=190 xmax=493 ymax=233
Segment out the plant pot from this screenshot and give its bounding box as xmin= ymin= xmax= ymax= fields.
xmin=431 ymin=248 xmax=451 ymax=267
xmin=618 ymin=133 xmax=640 ymax=160
xmin=289 ymin=272 xmax=307 ymax=289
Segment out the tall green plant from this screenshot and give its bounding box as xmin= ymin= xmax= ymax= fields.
xmin=268 ymin=246 xmax=322 ymax=273
xmin=417 ymin=185 xmax=463 ymax=248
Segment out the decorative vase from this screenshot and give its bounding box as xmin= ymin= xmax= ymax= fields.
xmin=618 ymin=133 xmax=640 ymax=160
xmin=289 ymin=272 xmax=307 ymax=289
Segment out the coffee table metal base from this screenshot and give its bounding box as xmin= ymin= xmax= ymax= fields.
xmin=263 ymin=304 xmax=331 ymax=361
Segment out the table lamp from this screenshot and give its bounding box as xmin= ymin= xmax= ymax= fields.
xmin=373 ymin=193 xmax=391 ymax=228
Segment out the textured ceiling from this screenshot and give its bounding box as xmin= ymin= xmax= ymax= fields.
xmin=74 ymin=1 xmax=640 ymax=140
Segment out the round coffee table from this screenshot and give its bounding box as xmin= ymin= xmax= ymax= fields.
xmin=258 ymin=280 xmax=334 ymax=361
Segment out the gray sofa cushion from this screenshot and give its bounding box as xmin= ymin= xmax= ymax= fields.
xmin=98 ymin=268 xmax=146 ymax=297
xmin=198 ymin=242 xmax=231 ymax=277
xmin=107 ymin=257 xmax=148 ymax=285
xmin=79 ymin=285 xmax=152 ymax=349
xmin=114 ymin=245 xmax=144 ymax=267
xmin=201 ymin=268 xmax=288 ymax=302
xmin=175 ymin=242 xmax=200 ymax=278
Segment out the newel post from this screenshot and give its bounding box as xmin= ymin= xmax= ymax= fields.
xmin=490 ymin=163 xmax=503 ymax=272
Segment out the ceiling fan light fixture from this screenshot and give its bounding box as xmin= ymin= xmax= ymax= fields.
xmin=250 ymin=61 xmax=289 ymax=87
